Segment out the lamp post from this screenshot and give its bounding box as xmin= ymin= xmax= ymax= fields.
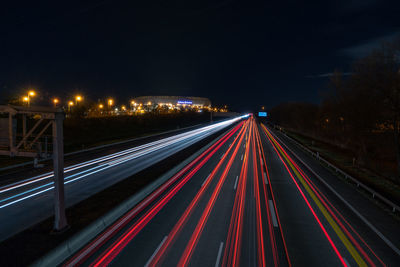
xmin=23 ymin=96 xmax=29 ymax=106
xmin=68 ymin=101 xmax=74 ymax=112
xmin=53 ymin=98 xmax=59 ymax=107
xmin=25 ymin=90 xmax=36 ymax=107
xmin=75 ymin=95 xmax=82 ymax=105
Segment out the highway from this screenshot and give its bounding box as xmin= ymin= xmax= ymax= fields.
xmin=0 ymin=118 xmax=242 ymax=242
xmin=62 ymin=116 xmax=400 ymax=266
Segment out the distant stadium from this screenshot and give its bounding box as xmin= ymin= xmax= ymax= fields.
xmin=132 ymin=96 xmax=211 ymax=108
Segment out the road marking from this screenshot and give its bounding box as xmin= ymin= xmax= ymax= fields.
xmin=264 ymin=172 xmax=268 ymax=184
xmin=201 ymin=174 xmax=211 ymax=187
xmin=144 ymin=236 xmax=168 ymax=267
xmin=241 ymin=154 xmax=243 ymax=161
xmin=268 ymin=200 xmax=278 ymax=227
xmin=269 ymin=127 xmax=400 ymax=257
xmin=215 ymin=242 xmax=224 ymax=267
xmin=264 ymin=126 xmax=368 ymax=265
xmin=220 ymin=153 xmax=225 ymax=160
xmin=343 ymin=258 xmax=351 ymax=267
xmin=243 ymin=144 xmax=245 ymax=148
xmin=234 ymin=175 xmax=239 ymax=190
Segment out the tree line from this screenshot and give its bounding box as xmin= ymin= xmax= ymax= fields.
xmin=269 ymin=37 xmax=400 ymax=182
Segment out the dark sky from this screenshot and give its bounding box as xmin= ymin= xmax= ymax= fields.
xmin=1 ymin=0 xmax=399 ymax=111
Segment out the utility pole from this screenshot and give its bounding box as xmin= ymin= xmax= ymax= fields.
xmin=52 ymin=111 xmax=68 ymax=231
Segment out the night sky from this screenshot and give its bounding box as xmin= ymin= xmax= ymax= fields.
xmin=1 ymin=0 xmax=400 ymax=111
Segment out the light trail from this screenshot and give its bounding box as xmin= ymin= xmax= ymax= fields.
xmin=0 ymin=118 xmax=242 ymax=209
xmin=1 ymin=118 xmax=239 ymax=194
xmin=262 ymin=124 xmax=351 ymax=267
xmin=251 ymin=122 xmax=267 ymax=267
xmin=223 ymin=117 xmax=252 ymax=267
xmin=264 ymin=125 xmax=380 ymax=266
xmin=176 ymin=120 xmax=248 ymax=266
xmin=89 ymin=121 xmax=244 ymax=267
xmin=148 ymin=120 xmax=248 ymax=266
xmin=64 ymin=122 xmax=243 ymax=267
xmin=255 ymin=123 xmax=291 ymax=267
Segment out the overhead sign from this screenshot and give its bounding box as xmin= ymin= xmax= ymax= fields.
xmin=258 ymin=112 xmax=267 ymax=117
xmin=177 ymin=100 xmax=193 ymax=105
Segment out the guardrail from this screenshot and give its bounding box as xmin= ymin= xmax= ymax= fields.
xmin=272 ymin=125 xmax=399 ymax=213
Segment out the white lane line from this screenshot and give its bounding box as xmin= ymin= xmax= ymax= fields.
xmin=234 ymin=175 xmax=239 ymax=190
xmin=243 ymin=144 xmax=245 ymax=148
xmin=343 ymin=258 xmax=351 ymax=267
xmin=261 ymin=161 xmax=264 ymax=166
xmin=241 ymin=154 xmax=243 ymax=161
xmin=268 ymin=200 xmax=278 ymax=227
xmin=144 ymin=236 xmax=168 ymax=267
xmin=201 ymin=174 xmax=211 ymax=187
xmin=215 ymin=242 xmax=224 ymax=267
xmin=220 ymin=153 xmax=225 ymax=160
xmin=264 ymin=172 xmax=268 ymax=184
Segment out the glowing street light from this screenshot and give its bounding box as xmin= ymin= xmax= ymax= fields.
xmin=25 ymin=90 xmax=36 ymax=106
xmin=108 ymin=99 xmax=113 ymax=108
xmin=68 ymin=101 xmax=74 ymax=112
xmin=99 ymin=104 xmax=104 ymax=109
xmin=75 ymin=95 xmax=83 ymax=105
xmin=121 ymin=105 xmax=126 ymax=111
xmin=53 ymin=98 xmax=59 ymax=107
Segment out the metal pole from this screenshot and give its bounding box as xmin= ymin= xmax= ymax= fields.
xmin=45 ymin=136 xmax=48 ymax=157
xmin=52 ymin=112 xmax=68 ymax=231
xmin=22 ymin=114 xmax=27 ymax=148
xmin=8 ymin=113 xmax=16 ymax=155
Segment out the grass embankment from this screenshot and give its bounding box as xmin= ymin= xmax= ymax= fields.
xmin=283 ymin=129 xmax=400 ymax=205
xmin=65 ymin=112 xmax=212 ymax=152
xmin=0 ymin=127 xmax=226 ymax=266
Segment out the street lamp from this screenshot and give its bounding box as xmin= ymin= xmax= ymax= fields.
xmin=75 ymin=95 xmax=82 ymax=105
xmin=99 ymin=104 xmax=104 ymax=109
xmin=68 ymin=101 xmax=74 ymax=112
xmin=23 ymin=96 xmax=29 ymax=105
xmin=108 ymin=99 xmax=113 ymax=108
xmin=25 ymin=90 xmax=36 ymax=107
xmin=53 ymin=98 xmax=59 ymax=107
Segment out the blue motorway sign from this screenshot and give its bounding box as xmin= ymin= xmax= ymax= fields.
xmin=258 ymin=112 xmax=267 ymax=117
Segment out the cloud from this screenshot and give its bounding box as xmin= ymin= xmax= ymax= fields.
xmin=341 ymin=31 xmax=400 ymax=58
xmin=306 ymin=72 xmax=352 ymax=78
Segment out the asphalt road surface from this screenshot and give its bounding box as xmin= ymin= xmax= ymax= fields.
xmin=0 ymin=117 xmax=242 ymax=242
xmin=63 ymin=116 xmax=400 ymax=266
